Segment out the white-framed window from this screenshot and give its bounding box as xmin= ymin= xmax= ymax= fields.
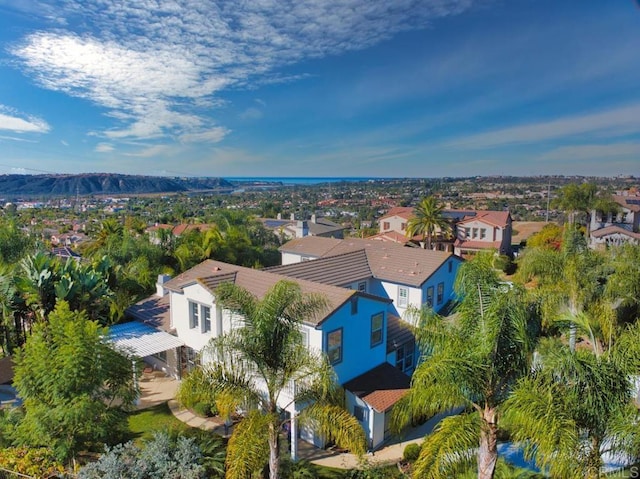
xmin=189 ymin=301 xmax=199 ymax=329
xmin=358 ymin=281 xmax=367 ymax=293
xmin=300 ymin=327 xmax=309 ymax=348
xmin=354 ymin=405 xmax=368 ymax=422
xmin=202 ymin=306 xmax=211 ymax=333
xmin=398 ymin=286 xmax=409 ymax=308
xmin=472 ymin=227 xmax=478 ymax=239
xmin=396 ymin=343 xmax=415 ymax=372
xmin=327 ymin=328 xmax=343 ymax=365
xmin=370 ymin=312 xmax=384 ymax=347
xmin=437 ymin=282 xmax=444 ymax=305
xmin=426 ymin=286 xmax=434 ymax=307
xmin=480 ymin=228 xmax=487 ymax=240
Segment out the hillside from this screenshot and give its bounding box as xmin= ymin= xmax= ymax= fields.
xmin=0 ymin=174 xmax=235 ymax=197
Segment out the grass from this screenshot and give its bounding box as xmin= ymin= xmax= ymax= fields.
xmin=127 ymin=401 xmax=189 ymax=444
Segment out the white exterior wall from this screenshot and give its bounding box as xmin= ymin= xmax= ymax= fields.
xmin=281 ymin=252 xmax=317 ymax=265
xmin=370 ymin=409 xmax=386 ymax=449
xmin=379 ymin=215 xmax=408 ymax=234
xmin=377 ymin=281 xmax=422 ymax=318
xmin=458 ymin=220 xmax=501 ymax=243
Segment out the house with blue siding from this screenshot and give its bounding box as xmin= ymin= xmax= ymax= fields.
xmin=125 ymin=237 xmax=462 ymax=455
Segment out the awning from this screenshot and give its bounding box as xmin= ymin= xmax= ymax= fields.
xmin=108 ymin=321 xmax=184 ymax=357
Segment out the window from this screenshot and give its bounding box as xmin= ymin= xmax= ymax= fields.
xmin=327 ymin=328 xmax=343 ymax=365
xmin=370 ymin=313 xmax=384 ymax=347
xmin=185 ymin=346 xmax=199 ymax=373
xmin=189 ymin=301 xmax=199 ymax=329
xmin=152 ymin=350 xmax=167 ymax=363
xmin=300 ymin=327 xmax=309 ymax=347
xmin=398 ymin=287 xmax=409 ymax=308
xmin=351 ymin=297 xmax=358 ymax=315
xmin=480 ymin=228 xmax=487 ymax=240
xmin=401 ymin=222 xmax=406 ymax=231
xmin=358 ymin=281 xmax=367 ymax=293
xmin=426 ymin=286 xmax=434 ymax=307
xmin=465 ymin=227 xmax=471 ymax=238
xmin=472 ymin=227 xmax=478 ymax=239
xmin=437 ymin=282 xmax=444 ymax=305
xmin=448 ymin=261 xmax=452 ymax=273
xmin=354 ymin=405 xmax=368 ymax=422
xmin=202 ymin=306 xmax=211 ymax=333
xmin=396 ymin=343 xmax=415 ymax=372
xmin=383 ymin=222 xmax=390 ymax=230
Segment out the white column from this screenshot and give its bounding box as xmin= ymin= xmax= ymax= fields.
xmin=290 ymin=409 xmax=298 ymax=461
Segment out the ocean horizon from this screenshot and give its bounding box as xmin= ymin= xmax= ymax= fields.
xmin=225 ymin=177 xmax=391 ymax=185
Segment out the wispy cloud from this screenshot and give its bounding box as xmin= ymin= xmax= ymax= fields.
xmin=9 ymin=0 xmax=480 ymax=144
xmin=0 ymin=105 xmax=50 ymax=133
xmin=537 ymin=142 xmax=640 ymax=162
xmin=95 ymin=142 xmax=114 ymax=153
xmin=446 ymin=103 xmax=640 ymax=149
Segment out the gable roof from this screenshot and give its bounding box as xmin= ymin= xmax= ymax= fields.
xmin=378 ymin=206 xmax=414 ymax=221
xmin=279 ymin=237 xmax=457 ymax=287
xmin=612 ymin=195 xmax=640 ymax=212
xmin=164 ymin=259 xmax=360 ymax=326
xmin=343 ymin=362 xmax=411 ymax=412
xmin=591 ymin=225 xmax=640 ymax=240
xmin=126 ymin=294 xmax=172 ymax=332
xmin=457 ymin=211 xmax=511 ymax=228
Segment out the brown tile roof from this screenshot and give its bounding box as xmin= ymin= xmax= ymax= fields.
xmin=386 ymin=314 xmax=415 ymax=354
xmin=457 ymin=211 xmax=511 ymax=228
xmin=378 ymin=207 xmax=414 ymax=221
xmin=166 ymin=260 xmax=357 ymax=327
xmin=343 ymin=362 xmax=410 ymax=412
xmin=613 ymin=195 xmax=640 ymax=212
xmin=280 ymin=236 xmax=344 ymax=258
xmin=126 ymin=294 xmax=172 ymax=332
xmin=280 ymin=237 xmax=457 ymax=288
xmin=366 ymin=231 xmax=412 ymax=244
xmin=591 ymin=225 xmax=640 ymax=240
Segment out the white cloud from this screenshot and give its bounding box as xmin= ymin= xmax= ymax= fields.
xmin=537 ymin=142 xmax=640 ymax=162
xmin=239 ymin=107 xmax=263 ymax=121
xmin=124 ymin=144 xmax=173 ymax=158
xmin=10 ymin=0 xmax=479 ymax=143
xmin=95 ymin=143 xmax=114 ymax=152
xmin=447 ymin=103 xmax=640 ymax=149
xmin=180 ymin=127 xmax=230 ymax=144
xmin=0 ymin=105 xmax=50 ymax=133
xmin=60 ymin=140 xmax=68 ymax=146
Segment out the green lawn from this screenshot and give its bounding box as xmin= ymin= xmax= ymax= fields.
xmin=127 ymin=401 xmax=190 ymax=444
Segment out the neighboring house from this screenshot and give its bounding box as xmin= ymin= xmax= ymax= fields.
xmin=51 ymin=246 xmax=81 ymax=261
xmin=259 ymin=214 xmax=346 ymax=240
xmin=453 ymin=211 xmax=513 ymax=257
xmin=589 ymin=194 xmax=640 ymax=248
xmin=146 ymin=223 xmax=214 ymax=244
xmin=376 ymin=206 xmax=511 ymax=255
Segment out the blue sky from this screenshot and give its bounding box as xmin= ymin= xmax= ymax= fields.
xmin=0 ymin=0 xmax=638 ymax=178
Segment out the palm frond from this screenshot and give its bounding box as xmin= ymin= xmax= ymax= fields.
xmin=413 ymin=412 xmax=480 ymax=479
xmin=299 ymin=403 xmax=367 ymax=456
xmin=226 ymin=411 xmax=271 ymax=479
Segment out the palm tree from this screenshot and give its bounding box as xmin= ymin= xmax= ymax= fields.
xmin=503 ymin=327 xmax=640 ymax=479
xmin=179 ymin=280 xmax=366 ymax=479
xmin=406 ymin=196 xmax=450 ymax=250
xmin=516 ymin=227 xmax=606 ymax=350
xmin=392 ymin=254 xmax=540 ymax=479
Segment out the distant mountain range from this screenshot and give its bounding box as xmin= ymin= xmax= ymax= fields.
xmin=0 ymin=174 xmax=236 ymax=197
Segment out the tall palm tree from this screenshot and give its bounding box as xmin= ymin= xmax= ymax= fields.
xmin=179 ymin=280 xmax=366 ymax=479
xmin=503 ymin=327 xmax=640 ymax=479
xmin=392 ymin=254 xmax=540 ymax=479
xmin=406 ymin=196 xmax=450 ymax=250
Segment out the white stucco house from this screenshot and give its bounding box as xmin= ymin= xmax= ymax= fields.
xmin=589 ymin=193 xmax=640 ymax=248
xmin=120 ymin=237 xmax=462 ymax=455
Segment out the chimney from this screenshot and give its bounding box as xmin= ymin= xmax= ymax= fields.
xmin=156 ymin=274 xmax=172 ymax=297
xmin=295 ymin=220 xmax=309 ymax=238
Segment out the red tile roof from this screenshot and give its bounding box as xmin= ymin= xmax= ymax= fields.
xmin=378 ymin=207 xmax=414 ymax=221
xmin=454 ymin=239 xmax=503 ymax=251
xmin=457 ymin=211 xmax=511 ymax=228
xmin=343 ymin=362 xmax=410 ymax=412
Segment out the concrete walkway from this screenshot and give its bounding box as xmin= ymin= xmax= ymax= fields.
xmin=141 ymin=374 xmax=449 ymax=470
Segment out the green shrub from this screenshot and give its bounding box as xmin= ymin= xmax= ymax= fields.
xmin=193 ymin=402 xmax=214 ymax=417
xmin=402 ymin=443 xmax=421 ymax=463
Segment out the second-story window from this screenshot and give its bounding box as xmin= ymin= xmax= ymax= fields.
xmin=480 ymin=228 xmax=487 ymax=240
xmin=189 ymin=301 xmax=199 ymax=329
xmin=426 ymin=286 xmax=434 ymax=307
xmin=437 ymin=282 xmax=444 ymax=305
xmin=202 ymin=306 xmax=211 ymax=333
xmin=398 ymin=286 xmax=409 ymax=308
xmin=370 ymin=312 xmax=383 ymax=347
xmin=327 ymin=328 xmax=343 ymax=365
xmin=358 ymin=281 xmax=367 ymax=293
xmin=383 ymin=222 xmax=390 ymax=230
